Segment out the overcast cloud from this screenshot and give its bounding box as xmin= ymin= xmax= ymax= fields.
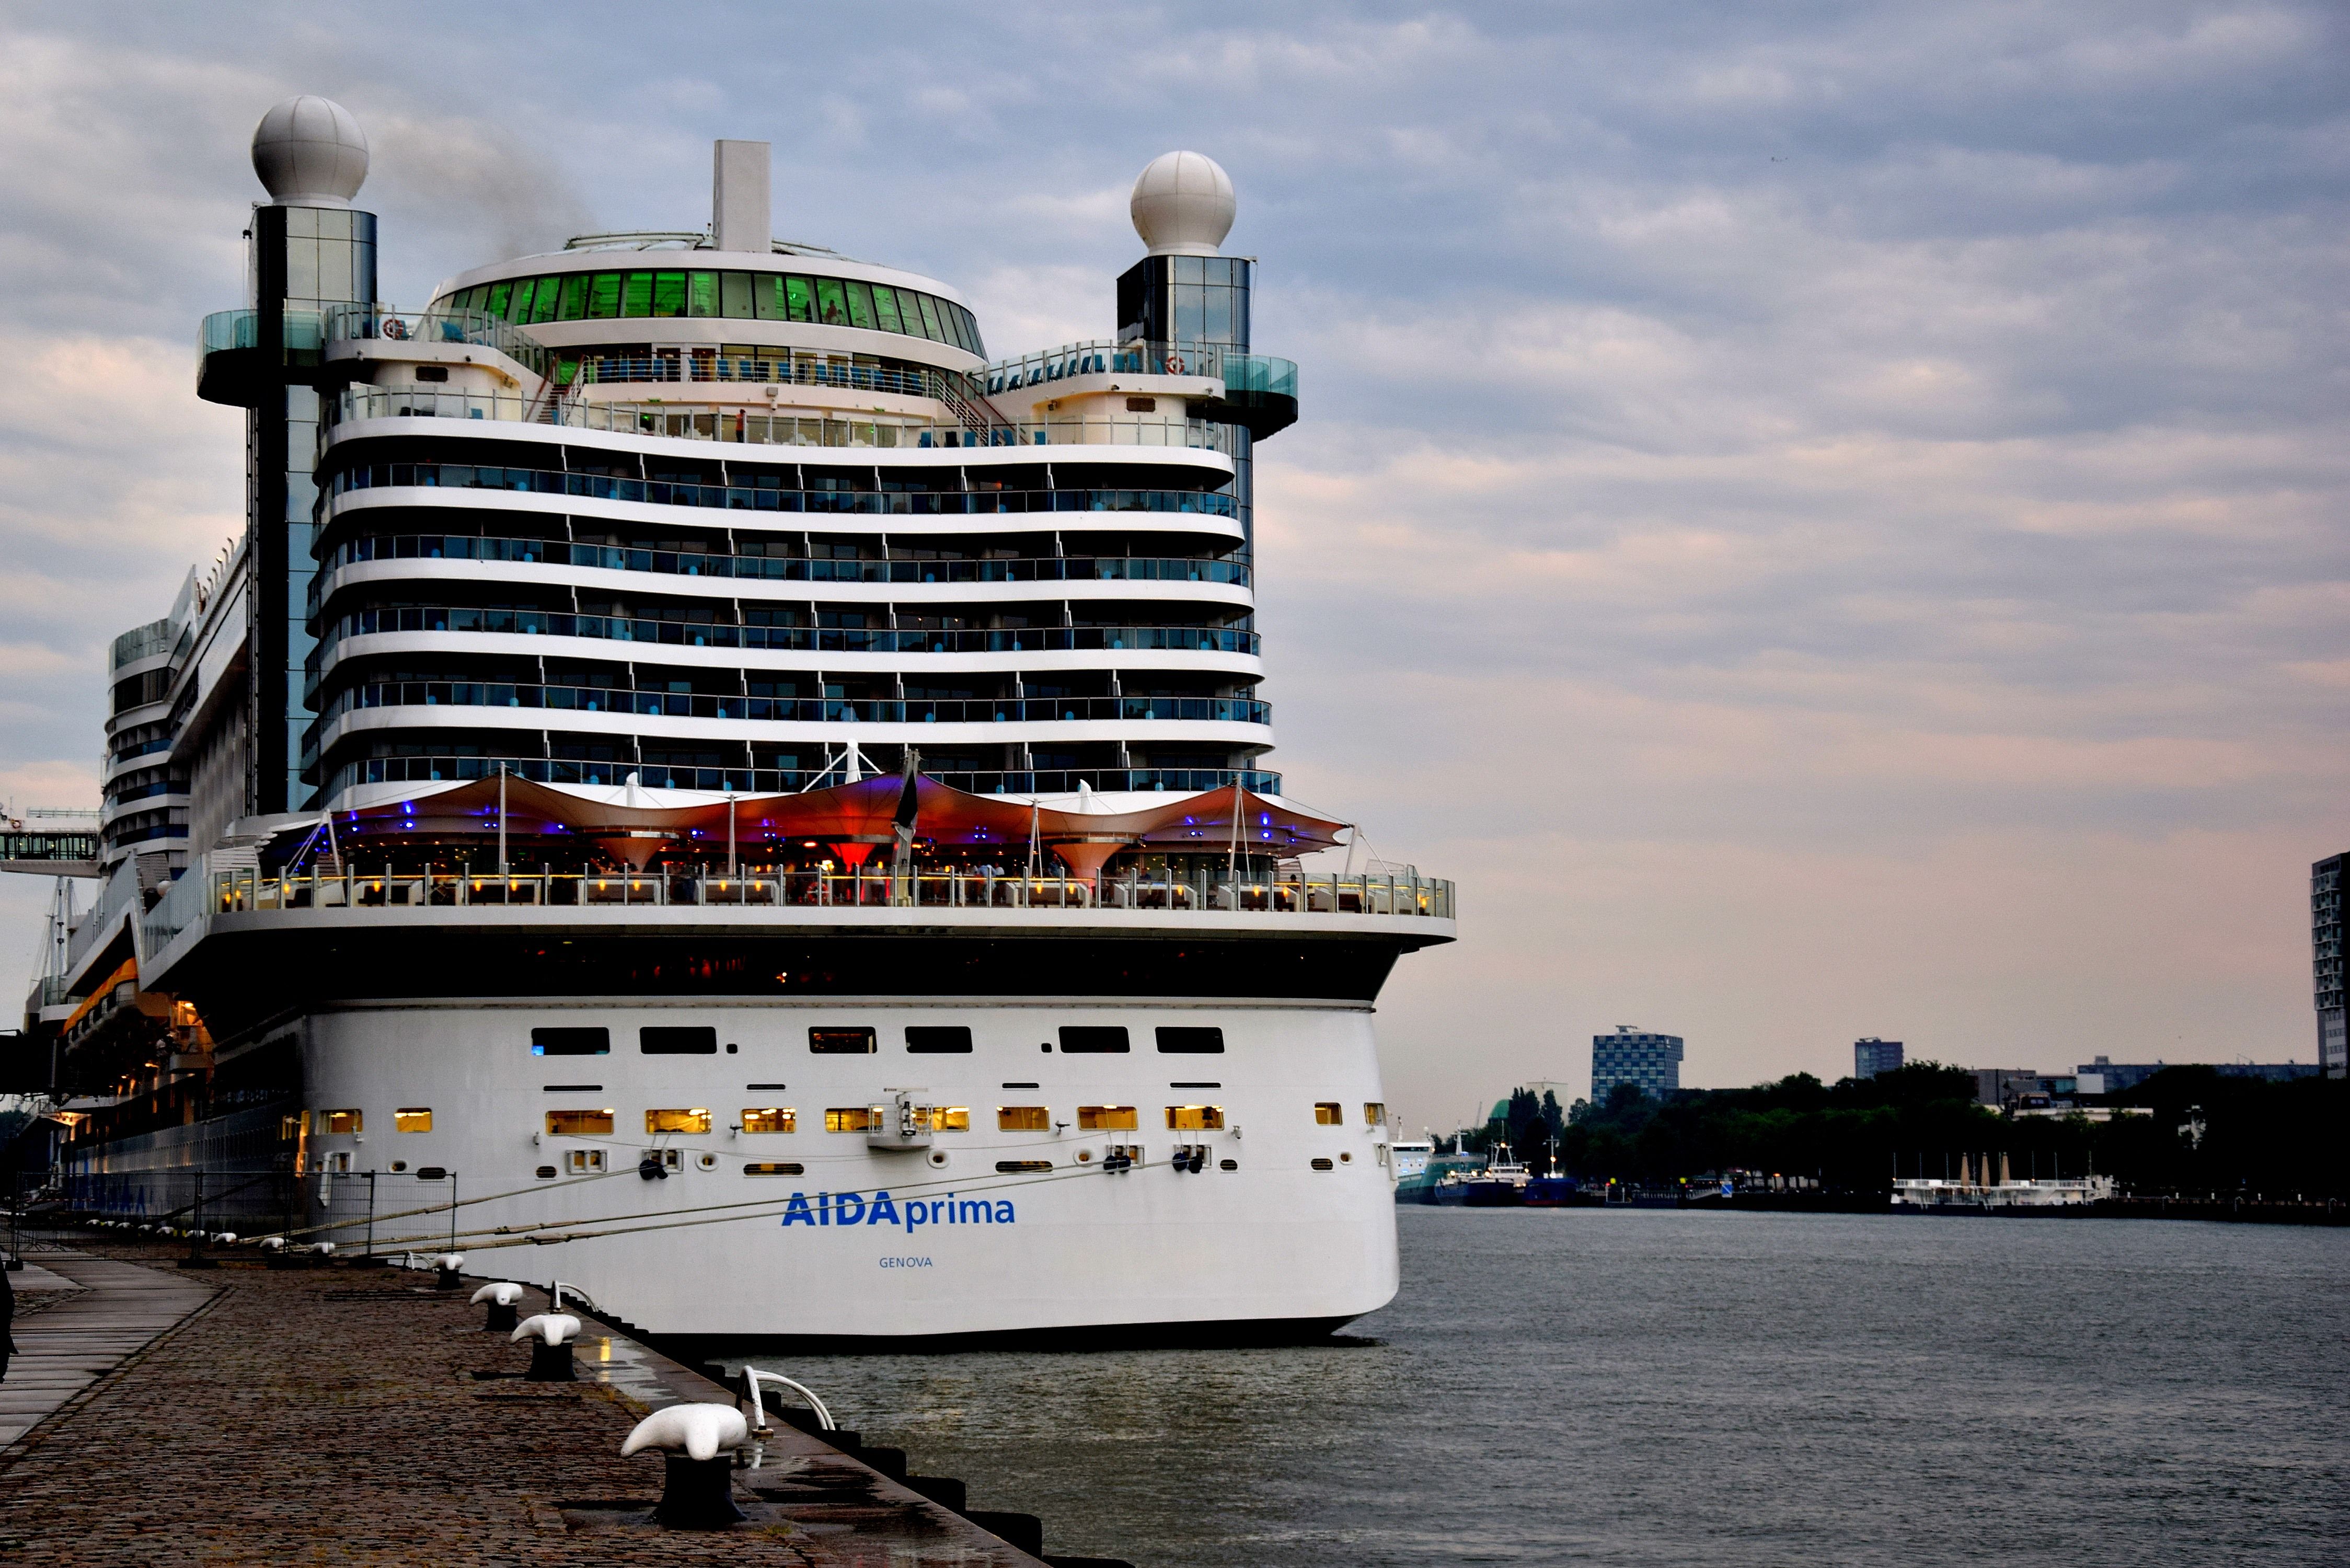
xmin=1 ymin=2 xmax=2343 ymax=1131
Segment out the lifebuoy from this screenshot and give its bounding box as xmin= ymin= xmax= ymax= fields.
xmin=1164 ymin=354 xmax=1182 ymax=374
xmin=381 ymin=316 xmax=409 ymax=340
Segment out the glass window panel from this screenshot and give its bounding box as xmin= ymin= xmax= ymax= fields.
xmin=810 ymin=1025 xmax=876 ymax=1054
xmin=688 ymin=271 xmax=719 ymax=317
xmin=532 ymin=1027 xmax=610 ymax=1055
xmin=622 ymin=272 xmax=653 ymax=317
xmin=1058 ymin=1025 xmax=1128 ymax=1053
xmin=532 ymin=275 xmax=562 ymax=324
xmin=1314 ymin=1102 xmax=1343 ymax=1125
xmin=997 ymin=1105 xmax=1051 ymax=1131
xmin=510 ymin=278 xmax=536 ymax=321
xmin=1155 ymin=1026 xmax=1224 ymax=1054
xmin=741 ymin=1108 xmax=796 ymax=1133
xmin=905 ymin=1025 xmax=972 ymax=1053
xmin=1077 ymin=1104 xmax=1137 ymax=1131
xmin=721 ymin=271 xmax=754 ymax=319
xmin=646 ymin=1108 xmax=712 ymax=1134
xmin=652 ymin=272 xmax=688 ymax=317
xmin=1174 ymin=255 xmax=1205 ymax=284
xmin=487 ymin=281 xmax=513 ymax=319
xmin=640 ymin=1025 xmax=717 ymax=1054
xmin=843 ymin=279 xmax=876 ymax=330
xmin=1364 ymin=1102 xmax=1387 ymax=1125
xmin=545 ymin=1108 xmax=615 ymax=1135
xmin=755 ymin=274 xmax=786 ymax=320
xmin=1176 ymin=288 xmax=1205 ymax=342
xmin=394 ymin=1108 xmax=432 ymax=1133
xmin=814 ymin=278 xmax=849 ymax=326
xmin=925 ymin=1106 xmax=971 ymax=1131
xmin=959 ymin=305 xmax=985 ymax=358
xmin=1204 ymin=286 xmax=1232 ymax=342
xmin=785 ymin=276 xmax=813 ymax=321
xmin=320 ymin=1109 xmax=362 ymax=1134
xmin=1168 ymin=1104 xmax=1226 ymax=1131
xmin=937 ymin=299 xmax=969 ymax=352
xmin=824 ymin=1106 xmax=879 ymax=1132
xmin=588 ymin=273 xmax=621 ymax=319
xmin=914 ymin=293 xmax=944 ymax=341
xmin=869 ymin=284 xmax=904 ymax=333
xmin=557 ymin=273 xmax=589 ymax=319
xmin=1232 ymin=284 xmax=1248 ymax=344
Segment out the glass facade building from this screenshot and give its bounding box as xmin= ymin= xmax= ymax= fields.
xmin=1854 ymin=1038 xmax=1905 ymax=1079
xmin=1591 ymin=1028 xmax=1684 ymax=1103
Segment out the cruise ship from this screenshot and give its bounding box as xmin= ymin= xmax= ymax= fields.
xmin=5 ymin=99 xmax=1454 ymax=1346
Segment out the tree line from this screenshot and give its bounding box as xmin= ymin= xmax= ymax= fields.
xmin=1454 ymin=1064 xmax=2348 ymax=1200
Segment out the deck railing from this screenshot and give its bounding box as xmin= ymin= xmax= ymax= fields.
xmin=181 ymin=864 xmax=1452 ymax=928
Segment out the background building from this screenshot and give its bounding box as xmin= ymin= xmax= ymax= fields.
xmin=1592 ymin=1026 xmax=1683 ymax=1102
xmin=1854 ymin=1037 xmax=1904 ymax=1078
xmin=2315 ymin=852 xmax=2345 ymax=1078
xmin=2074 ymin=1056 xmax=2319 ymax=1096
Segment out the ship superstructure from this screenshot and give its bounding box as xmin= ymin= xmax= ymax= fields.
xmin=14 ymin=101 xmax=1452 ymax=1345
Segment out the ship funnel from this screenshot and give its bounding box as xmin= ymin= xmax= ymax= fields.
xmin=714 ymin=140 xmax=771 ymax=254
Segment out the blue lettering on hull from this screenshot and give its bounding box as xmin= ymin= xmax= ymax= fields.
xmin=778 ymin=1190 xmax=1016 ymax=1230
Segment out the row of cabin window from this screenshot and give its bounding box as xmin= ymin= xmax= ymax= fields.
xmin=531 ymin=1024 xmax=1226 ymax=1055
xmin=432 ymin=271 xmax=984 ymax=357
xmin=301 ymin=1099 xmax=1388 ymax=1139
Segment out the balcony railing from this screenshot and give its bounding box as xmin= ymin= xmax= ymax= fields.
xmin=308 ymin=681 xmax=1271 ymax=736
xmin=316 ymin=757 xmax=1282 ymax=799
xmin=110 ymin=618 xmax=178 ymax=671
xmin=318 ymin=533 xmax=1246 ymax=587
xmin=579 ymin=354 xmax=950 ymax=398
xmin=151 ymin=864 xmax=1452 ymax=955
xmin=985 ymin=339 xmax=1297 ymax=402
xmin=325 ymin=460 xmax=1240 ymax=518
xmin=308 ymin=605 xmax=1258 ymax=672
xmin=323 ymin=304 xmax=549 ymax=376
xmin=331 ymin=386 xmax=1239 ymax=453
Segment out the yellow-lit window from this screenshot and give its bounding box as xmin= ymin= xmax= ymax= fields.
xmin=1167 ymin=1104 xmax=1226 ymax=1131
xmin=546 ymin=1109 xmax=615 ymax=1136
xmin=280 ymin=1115 xmax=303 ymax=1141
xmin=394 ymin=1108 xmax=433 ymax=1133
xmin=919 ymin=1106 xmax=971 ymax=1131
xmin=745 ymin=1161 xmax=805 ymax=1177
xmin=742 ymin=1108 xmax=796 ymax=1134
xmin=565 ymin=1148 xmax=605 ymax=1173
xmin=825 ymin=1106 xmax=879 ymax=1133
xmin=1078 ymin=1105 xmax=1138 ymax=1131
xmin=1314 ymin=1102 xmax=1343 ymax=1126
xmin=997 ymin=1105 xmax=1052 ymax=1132
xmin=321 ymin=1109 xmax=362 ymax=1135
xmin=646 ymin=1108 xmax=712 ymax=1135
xmin=1364 ymin=1102 xmax=1387 ymax=1125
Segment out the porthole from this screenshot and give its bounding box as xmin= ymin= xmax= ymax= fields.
xmin=1340 ymin=1151 xmax=1353 ymax=1164
xmin=389 ymin=1160 xmax=408 ymax=1172
xmin=1075 ymin=1149 xmax=1094 ymax=1163
xmin=926 ymin=1149 xmax=950 ymax=1168
xmin=1219 ymin=1159 xmax=1239 ymax=1172
xmin=697 ymin=1153 xmax=718 ymax=1170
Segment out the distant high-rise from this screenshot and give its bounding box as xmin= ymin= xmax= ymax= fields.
xmin=2315 ymin=853 xmax=2345 ymax=1079
xmin=1592 ymin=1026 xmax=1683 ymax=1102
xmin=1854 ymin=1037 xmax=1904 ymax=1079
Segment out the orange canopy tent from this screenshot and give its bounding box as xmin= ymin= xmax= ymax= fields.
xmin=317 ymin=773 xmax=1347 ymax=877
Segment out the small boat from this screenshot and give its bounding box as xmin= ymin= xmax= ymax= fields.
xmin=1522 ymin=1171 xmax=1582 ymax=1206
xmin=1430 ymin=1151 xmax=1530 ymax=1207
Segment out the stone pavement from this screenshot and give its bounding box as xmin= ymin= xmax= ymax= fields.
xmin=2 ymin=1252 xmax=216 ymax=1450
xmin=0 ymin=1237 xmax=1058 ymax=1566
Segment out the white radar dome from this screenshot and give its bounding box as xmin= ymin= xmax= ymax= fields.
xmin=251 ymin=96 xmax=369 ymax=206
xmin=1131 ymin=151 xmax=1234 ymax=257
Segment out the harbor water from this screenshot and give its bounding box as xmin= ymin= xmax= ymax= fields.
xmin=748 ymin=1205 xmax=2349 ymax=1565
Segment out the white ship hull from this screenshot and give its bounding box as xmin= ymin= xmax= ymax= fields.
xmin=299 ymin=997 xmax=1400 ymax=1342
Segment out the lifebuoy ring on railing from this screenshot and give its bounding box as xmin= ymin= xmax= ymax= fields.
xmin=1164 ymin=354 xmax=1183 ymax=375
xmin=381 ymin=316 xmax=409 ymax=340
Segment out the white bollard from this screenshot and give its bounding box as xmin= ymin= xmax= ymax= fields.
xmin=470 ymin=1281 xmax=525 ymax=1331
xmin=620 ymin=1404 xmax=752 ymax=1527
xmin=512 ymin=1312 xmax=583 ymax=1381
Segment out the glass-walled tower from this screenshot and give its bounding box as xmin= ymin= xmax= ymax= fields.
xmin=203 ymin=97 xmax=377 ymax=815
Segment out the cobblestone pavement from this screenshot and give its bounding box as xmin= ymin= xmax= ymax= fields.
xmin=0 ymin=1237 xmax=1046 ymax=1566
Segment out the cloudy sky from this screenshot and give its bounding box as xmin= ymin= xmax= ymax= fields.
xmin=2 ymin=2 xmax=2343 ymax=1129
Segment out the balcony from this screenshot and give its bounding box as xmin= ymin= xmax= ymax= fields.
xmin=986 ymin=339 xmax=1297 ymax=438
